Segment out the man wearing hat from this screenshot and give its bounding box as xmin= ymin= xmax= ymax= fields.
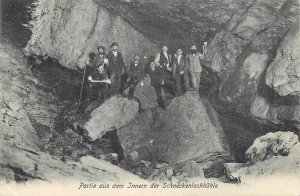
xmin=107 ymin=42 xmax=126 ymax=95
xmin=121 ymin=54 xmax=145 ymax=99
xmin=185 ymin=44 xmax=207 ymax=91
xmin=91 ymin=45 xmax=109 ymax=69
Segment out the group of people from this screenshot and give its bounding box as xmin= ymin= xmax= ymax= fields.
xmin=80 ymin=42 xmax=207 ymax=111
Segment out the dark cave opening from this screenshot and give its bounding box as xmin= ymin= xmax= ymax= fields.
xmin=0 ymin=0 xmax=34 ymax=48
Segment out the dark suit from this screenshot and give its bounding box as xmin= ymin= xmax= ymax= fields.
xmin=172 ymin=54 xmax=190 ymax=94
xmin=149 ymin=66 xmax=177 ymax=109
xmin=107 ymin=50 xmax=125 ymax=95
xmin=122 ymin=61 xmax=145 ymax=98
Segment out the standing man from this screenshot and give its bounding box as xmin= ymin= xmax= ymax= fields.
xmin=154 ymin=45 xmax=172 ymax=79
xmin=186 ymin=44 xmax=207 ymax=91
xmin=91 ymin=45 xmax=109 ymax=69
xmin=107 ymin=42 xmax=126 ymax=95
xmin=149 ymin=61 xmax=177 ymax=109
xmin=172 ymin=48 xmax=190 ymax=95
xmin=121 ymin=54 xmax=145 ymax=99
xmin=79 ymin=48 xmax=109 ymax=112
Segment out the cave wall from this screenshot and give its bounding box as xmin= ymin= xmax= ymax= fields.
xmin=93 ymin=0 xmax=300 ymax=130
xmin=25 ymin=0 xmax=159 ymax=69
xmin=26 ymin=0 xmax=300 ymax=130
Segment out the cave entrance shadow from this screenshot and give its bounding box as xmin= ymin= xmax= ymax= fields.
xmin=101 ymin=129 xmax=125 ymax=162
xmin=198 ymin=66 xmax=280 ymax=162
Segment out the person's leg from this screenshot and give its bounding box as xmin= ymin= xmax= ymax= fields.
xmin=154 ymin=85 xmax=165 ymax=109
xmin=128 ymin=77 xmax=138 ymax=99
xmin=119 ymin=72 xmax=128 ymax=94
xmin=110 ymin=70 xmax=121 ymax=95
xmin=174 ymin=74 xmax=182 ymax=96
xmin=183 ymin=71 xmax=190 ymax=91
xmin=195 ymin=72 xmax=201 ymax=90
xmin=80 ymin=86 xmax=95 ymax=112
xmin=190 ymin=71 xmax=197 ymax=90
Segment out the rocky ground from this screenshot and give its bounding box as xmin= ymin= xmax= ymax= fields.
xmin=0 ymin=42 xmax=145 ymax=183
xmin=25 ymin=0 xmax=300 ymax=154
xmin=0 ymin=0 xmax=299 ymax=194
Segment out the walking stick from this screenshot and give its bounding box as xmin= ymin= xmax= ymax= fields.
xmin=78 ymin=63 xmax=87 ymax=108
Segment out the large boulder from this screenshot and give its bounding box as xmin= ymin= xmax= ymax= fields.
xmin=266 ymin=24 xmax=300 ymax=97
xmin=225 ymin=131 xmax=300 ymax=182
xmin=245 ymin=131 xmax=299 ymax=164
xmin=84 ymin=96 xmax=139 ymax=140
xmin=134 ymin=76 xmax=158 ymax=110
xmin=117 ymin=92 xmax=230 ymax=165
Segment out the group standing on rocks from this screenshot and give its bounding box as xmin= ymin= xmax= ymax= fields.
xmin=79 ymin=42 xmax=208 ymax=111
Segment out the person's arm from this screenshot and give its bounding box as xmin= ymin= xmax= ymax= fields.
xmin=119 ymin=52 xmax=125 ymax=68
xmin=181 ymin=59 xmax=188 ymax=74
xmin=199 ymin=44 xmax=207 ymax=59
xmin=168 ymin=54 xmax=173 ymax=67
xmin=185 ymin=54 xmax=190 ymax=68
xmin=140 ymin=63 xmax=145 ymax=86
xmin=127 ymin=63 xmax=133 ymax=81
xmin=118 ymin=52 xmax=127 ymax=75
xmin=88 ymin=76 xmax=111 ymax=84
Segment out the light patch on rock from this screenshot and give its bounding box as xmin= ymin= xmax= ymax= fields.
xmin=250 ymin=95 xmax=270 ymax=120
xmin=242 ymin=53 xmax=268 ymax=80
xmin=84 ymin=96 xmax=139 ymax=140
xmin=225 ymin=131 xmax=300 ymax=182
xmin=266 ymin=24 xmax=300 ymax=96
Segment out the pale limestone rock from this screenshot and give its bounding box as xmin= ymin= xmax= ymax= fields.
xmin=84 ymin=96 xmax=139 ymax=140
xmin=245 ymin=131 xmax=298 ymax=164
xmin=117 ymin=92 xmax=229 ymax=164
xmin=225 ymin=132 xmax=300 ymax=182
xmin=266 ymin=24 xmax=300 ymax=96
xmin=134 ymin=76 xmax=158 ymax=110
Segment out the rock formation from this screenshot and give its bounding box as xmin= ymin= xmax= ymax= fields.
xmin=0 ymin=44 xmax=42 ymax=152
xmin=134 ymin=76 xmax=158 ymax=110
xmin=84 ymin=96 xmax=139 ymax=140
xmin=117 ymin=92 xmax=230 ymax=165
xmin=266 ymin=24 xmax=300 ymax=97
xmin=25 ymin=0 xmax=159 ymax=69
xmin=26 ymin=0 xmax=300 ymax=131
xmin=2 ymin=0 xmax=300 ymax=187
xmin=0 ymin=43 xmax=141 ymax=183
xmin=225 ymin=131 xmax=300 ymax=182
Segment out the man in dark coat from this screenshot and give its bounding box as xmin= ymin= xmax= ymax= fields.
xmin=107 ymin=42 xmax=126 ymax=95
xmin=121 ymin=54 xmax=145 ymax=99
xmin=91 ymin=46 xmax=109 ymax=71
xmin=172 ymin=48 xmax=190 ymax=95
xmin=148 ymin=61 xmax=177 ymax=109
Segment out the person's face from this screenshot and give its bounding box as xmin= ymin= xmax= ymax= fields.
xmin=134 ymin=55 xmax=140 ymax=62
xmin=97 ymin=65 xmax=103 ymax=72
xmin=176 ymin=49 xmax=183 ymax=55
xmin=162 ymin=46 xmax=168 ymax=52
xmin=190 ymin=45 xmax=197 ymax=51
xmin=112 ymin=45 xmax=118 ymax=51
xmin=98 ymin=48 xmax=104 ymax=54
